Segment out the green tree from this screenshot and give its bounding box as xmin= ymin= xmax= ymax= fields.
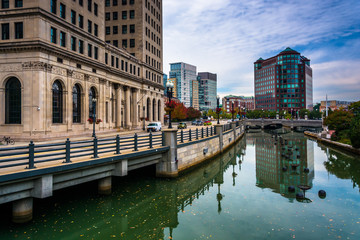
xmin=299 ymin=108 xmax=310 ymax=118
xmin=350 ymin=117 xmax=360 ymax=148
xmin=349 ymin=101 xmax=360 ymax=116
xmin=324 ymin=110 xmax=354 ymax=133
xmin=313 ymin=103 xmax=321 ymax=112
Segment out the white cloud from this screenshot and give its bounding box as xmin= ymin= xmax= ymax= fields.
xmin=163 ymin=0 xmax=360 ymax=102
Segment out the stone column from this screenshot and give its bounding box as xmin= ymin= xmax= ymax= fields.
xmin=157 ymin=129 xmax=178 ymax=178
xmin=12 ymin=198 xmax=33 ymax=223
xmin=215 ymin=124 xmax=224 ymax=153
xmin=125 ymin=87 xmax=131 ymax=129
xmin=132 ymin=88 xmax=139 ymax=127
xmin=0 ymin=87 xmax=4 ymax=125
xmin=231 ymin=121 xmax=237 ymax=142
xmin=116 ymin=85 xmax=122 ymax=128
xmin=98 ymin=177 xmax=112 ymax=195
xmin=154 ymin=98 xmax=158 ymax=121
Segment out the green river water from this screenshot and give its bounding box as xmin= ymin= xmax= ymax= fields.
xmin=0 ymin=131 xmax=360 ymax=240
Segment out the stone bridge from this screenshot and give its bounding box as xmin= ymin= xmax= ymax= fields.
xmin=244 ymin=119 xmax=322 ymax=129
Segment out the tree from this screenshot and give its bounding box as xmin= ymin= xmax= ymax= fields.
xmin=299 ymin=108 xmax=310 ymax=118
xmin=349 ymin=117 xmax=360 ymax=148
xmin=324 ymin=110 xmax=354 ymax=133
xmin=172 ymin=103 xmax=187 ymax=120
xmin=187 ymin=107 xmax=201 ymax=120
xmin=313 ymin=103 xmax=320 ymax=112
xmin=349 ymin=101 xmax=360 ymax=116
xmin=309 ymin=110 xmax=322 ymax=119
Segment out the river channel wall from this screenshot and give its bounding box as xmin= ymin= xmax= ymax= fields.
xmin=304 ymin=131 xmax=360 ymax=155
xmin=176 ymin=123 xmax=244 ymax=173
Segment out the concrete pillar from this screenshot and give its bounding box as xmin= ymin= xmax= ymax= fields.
xmin=156 ymin=129 xmax=178 ymax=178
xmin=116 ymin=85 xmax=122 ymax=128
xmin=113 ymin=160 xmax=128 ymax=177
xmin=12 ymin=198 xmax=33 ymax=223
xmin=231 ymin=122 xmax=236 ymax=142
xmin=215 ymin=124 xmax=224 ymax=152
xmin=125 ymin=87 xmax=131 ymax=129
xmin=98 ymin=177 xmax=112 ymax=195
xmin=132 ymin=88 xmax=139 ymax=127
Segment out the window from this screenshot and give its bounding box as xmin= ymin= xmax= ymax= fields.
xmin=60 ymin=31 xmax=66 ymax=47
xmin=94 ymin=46 xmax=98 ymax=59
xmin=116 ymin=58 xmax=119 ymax=68
xmin=113 ymin=26 xmax=118 ymax=34
xmin=130 ymin=24 xmax=135 ymax=33
xmin=89 ymin=87 xmax=96 ymax=118
xmin=121 ymin=60 xmax=124 ymax=70
xmin=113 ymin=40 xmax=118 ymax=47
xmin=122 ymin=11 xmax=127 ymax=19
xmin=50 ymin=27 xmax=57 ymax=43
xmin=60 ymin=3 xmax=66 ymax=19
xmin=79 ymin=15 xmax=84 ymax=28
xmin=15 ymin=0 xmax=22 ymax=8
xmin=105 ymin=0 xmax=110 ymax=7
xmin=1 ymin=23 xmax=9 ymax=40
xmin=79 ymin=39 xmax=84 ymax=53
xmin=88 ymin=20 xmax=92 ymax=33
xmin=130 ymin=0 xmax=134 ymax=5
xmin=88 ymin=44 xmax=92 ymax=57
xmin=130 ymin=10 xmax=135 ymax=19
xmin=71 ymin=36 xmax=76 ymax=51
xmin=113 ymin=12 xmax=118 ymax=20
xmin=105 ymin=52 xmax=108 ymax=64
xmin=5 ymin=77 xmax=21 ymax=124
xmin=94 ymin=3 xmax=98 ymax=16
xmin=130 ymin=39 xmax=135 ymax=48
xmin=50 ymin=0 xmax=56 ymax=13
xmin=111 ymin=55 xmax=114 ymax=67
xmin=79 ymin=0 xmax=83 ymax=6
xmin=15 ymin=22 xmax=23 ymax=39
xmin=70 ymin=10 xmax=77 ymax=25
xmin=122 ymin=39 xmax=127 ymax=48
xmin=2 ymin=0 xmax=9 ymax=9
xmin=105 ymin=26 xmax=110 ymax=35
xmin=94 ymin=24 xmax=98 ymax=37
xmin=114 ymin=0 xmax=118 ymax=6
xmin=122 ymin=25 xmax=127 ymax=34
xmin=72 ymin=84 xmax=81 ymax=123
xmin=52 ymin=80 xmax=63 ymax=123
xmin=105 ymin=12 xmax=110 ymax=21
xmin=87 ymin=0 xmax=92 ymax=12
xmin=121 ymin=0 xmax=126 ymax=5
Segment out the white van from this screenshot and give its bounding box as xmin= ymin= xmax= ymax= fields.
xmin=146 ymin=122 xmax=162 ymax=132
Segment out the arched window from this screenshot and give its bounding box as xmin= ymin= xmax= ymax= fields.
xmin=52 ymin=80 xmax=63 ymax=123
xmin=146 ymin=98 xmax=150 ymax=119
xmin=72 ymin=84 xmax=81 ymax=123
xmin=152 ymin=99 xmax=156 ymax=121
xmin=5 ymin=77 xmax=21 ymax=124
xmin=89 ymin=87 xmax=97 ymax=118
xmin=158 ymin=99 xmax=161 ymax=122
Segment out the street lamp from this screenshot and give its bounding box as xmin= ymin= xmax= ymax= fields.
xmin=216 ymin=95 xmax=220 ymax=124
xmin=92 ymin=98 xmax=97 ymax=138
xmin=166 ymin=82 xmax=174 ymax=129
xmin=232 ymin=101 xmax=234 ymax=121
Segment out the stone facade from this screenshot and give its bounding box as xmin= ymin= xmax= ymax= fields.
xmin=0 ymin=0 xmax=164 ymax=140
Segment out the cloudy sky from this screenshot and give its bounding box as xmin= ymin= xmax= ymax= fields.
xmin=162 ymin=0 xmax=360 ymax=103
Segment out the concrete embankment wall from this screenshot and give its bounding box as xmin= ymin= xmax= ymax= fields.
xmin=304 ymin=131 xmax=360 ymax=155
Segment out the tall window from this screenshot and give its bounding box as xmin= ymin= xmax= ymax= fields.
xmin=1 ymin=23 xmax=9 ymax=40
xmin=2 ymin=0 xmax=9 ymax=9
xmin=94 ymin=3 xmax=98 ymax=16
xmin=79 ymin=39 xmax=84 ymax=53
xmin=122 ymin=25 xmax=127 ymax=34
xmin=50 ymin=0 xmax=56 ymax=13
xmin=94 ymin=46 xmax=98 ymax=59
xmin=89 ymin=87 xmax=96 ymax=118
xmin=15 ymin=22 xmax=23 ymax=39
xmin=71 ymin=36 xmax=76 ymax=51
xmin=71 ymin=10 xmax=76 ymax=25
xmin=87 ymin=0 xmax=92 ymax=12
xmin=79 ymin=15 xmax=84 ymax=28
xmin=15 ymin=0 xmax=22 ymax=7
xmin=105 ymin=0 xmax=110 ymax=7
xmin=72 ymin=84 xmax=81 ymax=123
xmin=5 ymin=77 xmax=21 ymax=124
xmin=122 ymin=11 xmax=127 ymax=19
xmin=130 ymin=39 xmax=135 ymax=48
xmin=88 ymin=44 xmax=92 ymax=57
xmin=60 ymin=3 xmax=66 ymax=19
xmin=52 ymin=80 xmax=63 ymax=123
xmin=94 ymin=24 xmax=98 ymax=37
xmin=60 ymin=31 xmax=66 ymax=47
xmin=50 ymin=27 xmax=57 ymax=43
xmin=130 ymin=10 xmax=135 ymax=19
xmin=88 ymin=20 xmax=92 ymax=33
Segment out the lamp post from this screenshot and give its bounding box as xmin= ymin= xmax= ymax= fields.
xmin=92 ymin=98 xmax=97 ymax=138
xmin=217 ymin=95 xmax=220 ymax=124
xmin=232 ymin=101 xmax=234 ymax=121
xmin=166 ymin=82 xmax=174 ymax=129
xmin=142 ymin=106 xmax=145 ymax=131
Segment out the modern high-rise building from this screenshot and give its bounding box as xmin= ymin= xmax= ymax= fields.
xmin=0 ymin=0 xmax=164 ymax=140
xmin=191 ymin=80 xmax=199 ymax=110
xmin=254 ymin=47 xmax=313 ymax=114
xmin=169 ymin=62 xmax=197 ymax=108
xmin=105 ymin=0 xmax=163 ymax=85
xmin=198 ymin=72 xmax=217 ymax=111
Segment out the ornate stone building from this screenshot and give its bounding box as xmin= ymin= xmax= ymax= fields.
xmin=0 ymin=0 xmax=164 ymax=140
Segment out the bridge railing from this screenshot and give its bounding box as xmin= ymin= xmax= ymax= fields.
xmin=177 ymin=126 xmax=216 ymax=143
xmin=0 ymin=132 xmax=163 ymax=170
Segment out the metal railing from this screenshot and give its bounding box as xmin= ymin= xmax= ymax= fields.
xmin=0 ymin=132 xmax=163 ymax=170
xmin=177 ymin=126 xmax=216 ymax=143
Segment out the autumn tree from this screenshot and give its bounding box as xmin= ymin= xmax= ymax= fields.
xmin=172 ymin=103 xmax=187 ymax=120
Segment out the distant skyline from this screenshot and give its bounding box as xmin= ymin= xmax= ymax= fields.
xmin=163 ymin=0 xmax=360 ymax=103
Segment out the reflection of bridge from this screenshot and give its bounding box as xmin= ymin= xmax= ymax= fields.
xmin=244 ymin=119 xmax=322 ymax=129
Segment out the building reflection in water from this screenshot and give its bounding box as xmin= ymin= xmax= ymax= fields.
xmin=249 ymin=131 xmax=314 ymax=201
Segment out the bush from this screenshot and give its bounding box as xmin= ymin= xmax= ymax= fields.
xmin=331 ymin=133 xmax=338 ymax=141
xmin=350 ymin=118 xmax=360 ymax=148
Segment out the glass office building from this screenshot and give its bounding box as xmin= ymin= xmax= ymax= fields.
xmin=198 ymin=72 xmax=217 ymax=111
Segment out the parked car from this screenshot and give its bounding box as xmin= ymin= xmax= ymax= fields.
xmin=178 ymin=122 xmax=187 ymax=129
xmin=204 ymin=120 xmax=212 ymax=126
xmin=191 ymin=120 xmax=197 ymax=125
xmin=146 ymin=122 xmax=162 ymax=132
xmin=196 ymin=120 xmax=203 ymax=126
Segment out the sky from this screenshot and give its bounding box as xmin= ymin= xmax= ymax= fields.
xmin=162 ymin=0 xmax=360 ymax=103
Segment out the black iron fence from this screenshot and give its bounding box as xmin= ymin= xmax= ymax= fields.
xmin=0 ymin=132 xmax=163 ymax=170
xmin=177 ymin=126 xmax=216 ymax=143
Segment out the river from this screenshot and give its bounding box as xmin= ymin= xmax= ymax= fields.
xmin=0 ymin=130 xmax=359 ymax=239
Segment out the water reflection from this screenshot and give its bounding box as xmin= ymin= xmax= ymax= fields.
xmin=248 ymin=131 xmax=315 ymax=202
